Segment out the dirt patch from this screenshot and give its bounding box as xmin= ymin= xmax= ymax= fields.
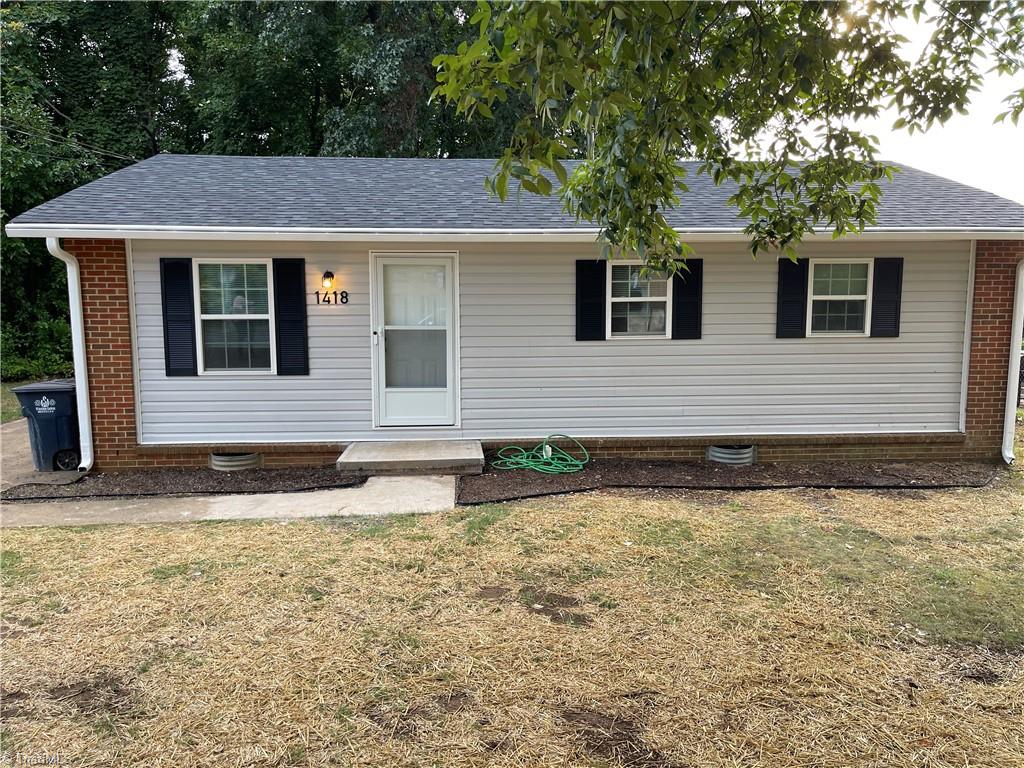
xmin=0 ymin=623 xmax=27 ymax=640
xmin=458 ymin=458 xmax=998 ymax=504
xmin=562 ymin=707 xmax=679 ymax=768
xmin=48 ymin=673 xmax=133 ymax=716
xmin=934 ymin=647 xmax=1021 ymax=686
xmin=436 ymin=691 xmax=471 ymax=713
xmin=518 ymin=587 xmax=592 ymax=626
xmin=518 ymin=587 xmax=581 ymax=609
xmin=476 ymin=584 xmax=593 ymax=625
xmin=475 ymin=585 xmax=511 ymax=600
xmin=1 ymin=688 xmax=29 ymax=718
xmin=959 ymin=667 xmax=1002 ymax=685
xmin=364 ymin=703 xmax=424 ymax=740
xmin=3 ymin=675 xmax=134 ymax=721
xmin=1 ymin=466 xmax=366 ymax=502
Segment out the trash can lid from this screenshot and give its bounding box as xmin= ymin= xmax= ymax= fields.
xmin=11 ymin=378 xmax=76 ymax=393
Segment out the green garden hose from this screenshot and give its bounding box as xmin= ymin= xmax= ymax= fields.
xmin=491 ymin=434 xmax=590 ymax=474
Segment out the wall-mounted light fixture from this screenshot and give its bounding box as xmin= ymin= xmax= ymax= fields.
xmin=321 ymin=271 xmax=335 ymax=290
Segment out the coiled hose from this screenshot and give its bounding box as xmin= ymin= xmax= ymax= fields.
xmin=491 ymin=434 xmax=590 ymax=474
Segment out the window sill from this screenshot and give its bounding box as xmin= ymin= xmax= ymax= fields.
xmin=196 ymin=369 xmax=278 ymax=376
xmin=606 ymin=335 xmax=674 ymax=341
xmin=805 ymin=332 xmax=870 ymax=339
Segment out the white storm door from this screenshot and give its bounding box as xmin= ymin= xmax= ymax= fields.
xmin=373 ymin=255 xmax=456 ymax=427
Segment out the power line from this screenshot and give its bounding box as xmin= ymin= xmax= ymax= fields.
xmin=0 ymin=137 xmax=121 ymax=167
xmin=1 ymin=124 xmax=135 ymax=162
xmin=9 ymin=124 xmax=137 ymax=162
xmin=936 ymin=2 xmax=1024 ymax=71
xmin=6 ymin=119 xmax=139 ymax=162
xmin=0 ymin=144 xmax=113 ymax=166
xmin=0 ymin=124 xmax=136 ymax=163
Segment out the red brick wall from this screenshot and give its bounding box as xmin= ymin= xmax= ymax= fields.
xmin=964 ymin=240 xmax=1024 ymax=458
xmin=64 ymin=238 xmax=1021 ymax=470
xmin=65 ymin=239 xmax=138 ymax=468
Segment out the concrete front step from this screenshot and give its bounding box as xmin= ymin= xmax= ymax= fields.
xmin=336 ymin=439 xmax=484 ymax=475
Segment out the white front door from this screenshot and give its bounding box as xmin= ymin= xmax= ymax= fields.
xmin=373 ymin=254 xmax=457 ymax=427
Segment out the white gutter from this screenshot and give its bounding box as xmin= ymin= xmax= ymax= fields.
xmin=1002 ymin=257 xmax=1024 ymax=464
xmin=7 ymin=223 xmax=1024 ymax=242
xmin=958 ymin=241 xmax=976 ymax=432
xmin=46 ymin=238 xmax=94 ymax=472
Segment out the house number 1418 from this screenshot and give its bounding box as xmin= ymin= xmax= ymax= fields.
xmin=315 ymin=291 xmax=349 ymax=305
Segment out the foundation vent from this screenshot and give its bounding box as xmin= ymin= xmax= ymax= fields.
xmin=706 ymin=445 xmax=756 ymax=465
xmin=209 ymin=452 xmax=262 ymax=472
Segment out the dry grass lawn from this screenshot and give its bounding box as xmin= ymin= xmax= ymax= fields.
xmin=1 ymin=463 xmax=1022 ymax=766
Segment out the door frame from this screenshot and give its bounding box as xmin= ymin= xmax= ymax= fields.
xmin=369 ymin=251 xmax=460 ymax=429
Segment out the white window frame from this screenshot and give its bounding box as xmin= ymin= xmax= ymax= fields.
xmin=605 ymin=260 xmax=673 ymax=340
xmin=192 ymin=258 xmax=277 ymax=375
xmin=806 ymin=257 xmax=874 ymax=338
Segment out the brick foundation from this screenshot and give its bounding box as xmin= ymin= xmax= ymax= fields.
xmin=135 ymin=443 xmax=342 ymax=469
xmin=483 ymin=431 xmax=975 ymax=462
xmin=63 ymin=238 xmax=1021 ymax=470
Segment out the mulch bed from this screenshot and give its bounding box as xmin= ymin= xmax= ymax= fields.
xmin=456 ymin=458 xmax=1000 ymax=505
xmin=1 ymin=466 xmax=366 ymax=503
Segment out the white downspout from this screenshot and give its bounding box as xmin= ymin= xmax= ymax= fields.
xmin=1002 ymin=258 xmax=1024 ymax=464
xmin=46 ymin=237 xmax=94 ymax=472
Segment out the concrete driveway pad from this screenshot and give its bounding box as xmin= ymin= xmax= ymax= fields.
xmin=1 ymin=419 xmax=79 ymax=491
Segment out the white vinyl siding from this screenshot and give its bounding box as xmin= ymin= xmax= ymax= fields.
xmin=130 ymin=239 xmax=971 ymax=444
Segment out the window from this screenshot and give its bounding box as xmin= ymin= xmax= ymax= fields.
xmin=195 ymin=261 xmax=275 ymax=372
xmin=807 ymin=259 xmax=872 ymax=336
xmin=607 ymin=263 xmax=671 ymax=338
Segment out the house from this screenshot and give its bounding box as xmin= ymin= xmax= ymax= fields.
xmin=5 ymin=155 xmax=1023 ymax=472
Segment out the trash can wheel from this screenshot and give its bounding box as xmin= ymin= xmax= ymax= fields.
xmin=53 ymin=449 xmax=80 ymax=471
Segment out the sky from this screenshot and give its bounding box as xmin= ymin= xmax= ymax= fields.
xmin=851 ymin=10 xmax=1024 ymax=204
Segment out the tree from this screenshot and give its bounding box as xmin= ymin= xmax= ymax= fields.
xmin=434 ymin=1 xmax=1024 ymax=269
xmin=177 ymin=1 xmax=526 ymax=158
xmin=1 ymin=1 xmax=528 ymax=378
xmin=1 ymin=1 xmax=190 ymax=378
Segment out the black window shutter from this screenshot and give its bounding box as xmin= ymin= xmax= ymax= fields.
xmin=160 ymin=258 xmax=197 ymax=376
xmin=671 ymin=259 xmax=703 ymax=339
xmin=273 ymin=258 xmax=309 ymax=375
xmin=576 ymin=260 xmax=607 ymax=340
xmin=776 ymin=258 xmax=809 ymax=338
xmin=870 ymin=258 xmax=904 ymax=337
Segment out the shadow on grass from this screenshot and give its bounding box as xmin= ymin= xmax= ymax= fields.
xmin=638 ymin=513 xmax=1024 ymax=651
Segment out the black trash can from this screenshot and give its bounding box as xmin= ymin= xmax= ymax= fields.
xmin=12 ymin=379 xmax=81 ymax=471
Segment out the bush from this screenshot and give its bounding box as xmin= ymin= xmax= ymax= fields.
xmin=1 ymin=318 xmax=73 ymax=380
xmin=1 ymin=355 xmax=73 ymax=381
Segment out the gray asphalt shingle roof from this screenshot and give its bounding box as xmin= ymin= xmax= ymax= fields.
xmin=9 ymin=154 xmax=1023 ymax=232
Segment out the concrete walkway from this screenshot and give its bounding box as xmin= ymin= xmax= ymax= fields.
xmin=0 ymin=475 xmax=456 ymax=528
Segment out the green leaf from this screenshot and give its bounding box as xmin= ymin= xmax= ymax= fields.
xmin=431 ymin=0 xmax=1014 ymax=262
xmin=552 ymin=160 xmax=568 ymax=185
